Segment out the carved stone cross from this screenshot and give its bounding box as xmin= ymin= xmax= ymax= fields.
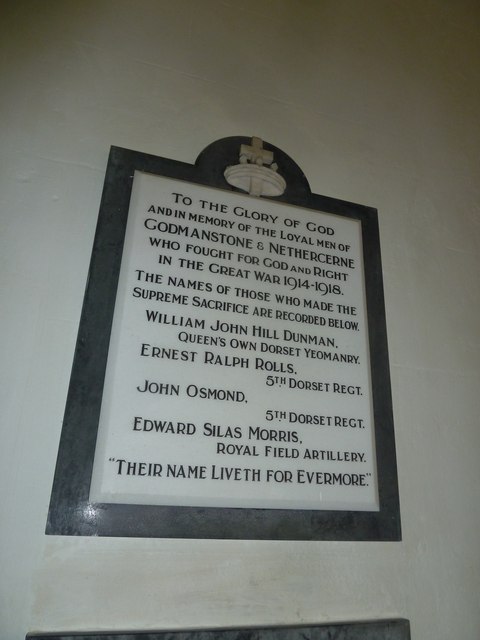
xmin=240 ymin=136 xmax=274 ymax=166
xmin=224 ymin=136 xmax=285 ymax=197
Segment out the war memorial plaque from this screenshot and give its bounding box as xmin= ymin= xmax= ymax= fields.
xmin=47 ymin=137 xmax=401 ymax=539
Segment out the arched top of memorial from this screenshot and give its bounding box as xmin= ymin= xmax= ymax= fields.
xmin=195 ymin=136 xmax=312 ymax=203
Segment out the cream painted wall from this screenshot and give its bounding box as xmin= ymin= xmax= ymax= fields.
xmin=1 ymin=1 xmax=479 ymax=638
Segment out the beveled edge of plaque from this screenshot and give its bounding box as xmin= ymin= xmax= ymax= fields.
xmin=26 ymin=619 xmax=411 ymax=640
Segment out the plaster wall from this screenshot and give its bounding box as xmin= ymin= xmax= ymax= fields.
xmin=1 ymin=1 xmax=479 ymax=638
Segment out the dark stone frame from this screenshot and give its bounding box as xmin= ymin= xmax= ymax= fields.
xmin=27 ymin=621 xmax=411 ymax=640
xmin=46 ymin=137 xmax=401 ymax=540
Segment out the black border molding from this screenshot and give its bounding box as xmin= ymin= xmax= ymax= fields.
xmin=27 ymin=621 xmax=411 ymax=640
xmin=46 ymin=137 xmax=401 ymax=540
